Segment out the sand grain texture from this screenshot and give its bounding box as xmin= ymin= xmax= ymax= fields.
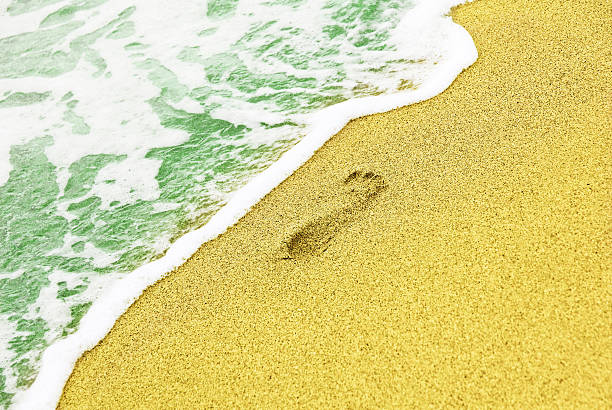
xmin=60 ymin=0 xmax=611 ymax=407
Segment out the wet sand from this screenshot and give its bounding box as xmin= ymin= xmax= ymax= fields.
xmin=60 ymin=0 xmax=611 ymax=407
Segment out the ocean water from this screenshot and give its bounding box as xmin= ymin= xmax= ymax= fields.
xmin=0 ymin=0 xmax=476 ymax=407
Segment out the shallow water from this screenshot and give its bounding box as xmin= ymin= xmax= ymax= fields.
xmin=0 ymin=0 xmax=473 ymax=406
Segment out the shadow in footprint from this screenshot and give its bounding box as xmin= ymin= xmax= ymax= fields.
xmin=283 ymin=170 xmax=386 ymax=260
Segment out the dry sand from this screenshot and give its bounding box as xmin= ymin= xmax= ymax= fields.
xmin=59 ymin=0 xmax=611 ymax=407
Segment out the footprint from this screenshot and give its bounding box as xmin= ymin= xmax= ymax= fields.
xmin=283 ymin=170 xmax=386 ymax=260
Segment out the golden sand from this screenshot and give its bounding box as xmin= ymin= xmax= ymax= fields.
xmin=60 ymin=0 xmax=611 ymax=407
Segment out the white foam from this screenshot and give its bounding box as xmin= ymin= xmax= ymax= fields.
xmin=12 ymin=0 xmax=477 ymax=408
xmin=0 ymin=316 xmax=19 ymax=397
xmin=91 ymin=156 xmax=162 ymax=209
xmin=28 ymin=274 xmax=72 ymax=345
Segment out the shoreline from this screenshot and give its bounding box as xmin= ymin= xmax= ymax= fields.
xmin=13 ymin=2 xmax=478 ymax=408
xmin=60 ymin=0 xmax=611 ymax=407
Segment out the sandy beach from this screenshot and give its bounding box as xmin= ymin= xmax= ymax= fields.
xmin=59 ymin=0 xmax=611 ymax=407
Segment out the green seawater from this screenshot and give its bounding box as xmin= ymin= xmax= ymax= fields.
xmin=0 ymin=0 xmax=435 ymax=406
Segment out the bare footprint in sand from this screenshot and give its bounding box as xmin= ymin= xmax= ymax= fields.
xmin=282 ymin=170 xmax=386 ymax=260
